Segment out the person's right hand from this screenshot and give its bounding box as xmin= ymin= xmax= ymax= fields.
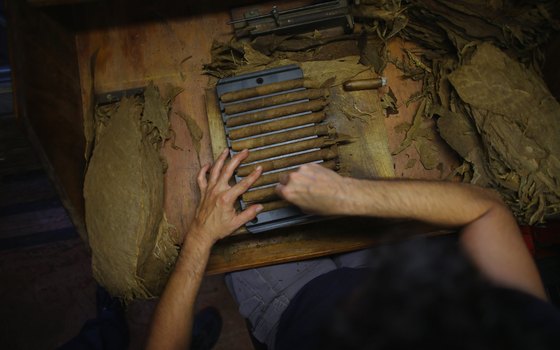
xmin=275 ymin=163 xmax=352 ymax=215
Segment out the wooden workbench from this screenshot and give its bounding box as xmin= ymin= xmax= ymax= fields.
xmin=9 ymin=0 xmax=458 ymax=275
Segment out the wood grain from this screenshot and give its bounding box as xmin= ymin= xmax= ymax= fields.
xmin=207 ymin=218 xmax=453 ymax=274
xmin=75 ymin=7 xmax=232 ymax=242
xmin=13 ymin=0 xmax=461 ymax=277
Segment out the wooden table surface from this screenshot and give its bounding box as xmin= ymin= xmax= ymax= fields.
xmin=75 ymin=4 xmax=458 ymax=274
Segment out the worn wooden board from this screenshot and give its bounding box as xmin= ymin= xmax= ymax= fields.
xmin=327 ymin=69 xmax=395 ymax=179
xmin=76 ymin=7 xmax=232 ymax=243
xmin=73 ymin=3 xmax=458 ymax=274
xmin=207 ymin=218 xmax=452 ymax=274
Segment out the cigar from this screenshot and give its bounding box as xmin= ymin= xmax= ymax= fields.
xmin=242 ymin=136 xmax=337 ymax=164
xmin=231 ymin=124 xmax=333 ymax=151
xmin=249 ymin=159 xmax=338 ymax=188
xmin=237 ymin=146 xmax=338 ymax=176
xmin=226 ymin=99 xmax=327 ymax=127
xmin=224 ymin=89 xmax=329 ymax=115
xmin=228 ymin=111 xmax=326 ymax=140
xmin=220 ymin=79 xmax=305 ymax=103
xmin=260 ymin=200 xmax=292 ymax=212
xmin=343 ymin=77 xmax=387 ymax=91
xmin=242 ymin=186 xmax=278 ymax=203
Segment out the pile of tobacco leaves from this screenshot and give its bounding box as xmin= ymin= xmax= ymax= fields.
xmin=84 ymin=84 xmax=180 ymax=300
xmin=204 ymin=0 xmax=559 ymax=224
xmin=352 ymin=0 xmax=560 ymax=224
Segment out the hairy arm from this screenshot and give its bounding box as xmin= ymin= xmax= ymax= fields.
xmin=146 ymin=149 xmax=262 ymax=350
xmin=276 ymin=164 xmax=546 ymax=300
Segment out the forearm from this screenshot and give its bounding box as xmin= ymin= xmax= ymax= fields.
xmin=340 ymin=178 xmax=504 ymax=226
xmin=145 ymin=149 xmax=263 ymax=349
xmin=340 ymin=178 xmax=545 ymax=299
xmin=146 ymin=233 xmax=212 ymax=350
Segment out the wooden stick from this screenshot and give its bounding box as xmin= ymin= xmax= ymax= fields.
xmin=220 ymin=79 xmax=304 ymax=102
xmin=237 ymin=146 xmax=338 ymax=176
xmin=249 ymin=159 xmax=338 ymax=188
xmin=242 ymin=186 xmax=278 ymax=203
xmin=231 ymin=124 xmax=333 ymax=151
xmin=228 ymin=111 xmax=326 ymax=140
xmin=242 ymin=136 xmax=337 ymax=164
xmin=260 ymin=200 xmax=292 ymax=212
xmin=224 ymin=89 xmax=328 ymax=115
xmin=226 ymin=99 xmax=327 ymax=127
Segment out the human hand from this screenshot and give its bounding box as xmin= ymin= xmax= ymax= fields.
xmin=275 ymin=163 xmax=352 ymax=216
xmin=188 ymin=148 xmax=263 ymax=247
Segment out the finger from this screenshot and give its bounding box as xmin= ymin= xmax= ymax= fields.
xmin=229 ymin=166 xmax=262 ymax=199
xmin=220 ymin=149 xmax=249 ymax=184
xmin=275 ymin=183 xmax=287 ymax=199
xmin=278 ymin=172 xmax=290 ymax=185
xmin=233 ymin=204 xmax=263 ymax=228
xmin=209 ymin=148 xmax=229 ymax=185
xmin=197 ymin=164 xmax=211 ymax=193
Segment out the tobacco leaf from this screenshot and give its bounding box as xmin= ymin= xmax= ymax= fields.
xmin=85 ymin=96 xmax=177 ymax=300
xmin=358 ymin=31 xmax=387 ymax=73
xmin=434 ymin=105 xmax=490 ymax=187
xmin=177 ymin=111 xmax=204 ymax=163
xmin=405 ymin=158 xmax=417 ymax=169
xmin=380 ymin=87 xmax=399 ymax=115
xmin=415 ymin=137 xmax=440 ymax=170
xmin=392 ymin=99 xmax=436 ymax=154
xmin=448 ymin=43 xmax=560 ymax=223
xmin=143 ymin=83 xmax=171 ymax=147
xmin=394 ymin=121 xmax=411 ymax=134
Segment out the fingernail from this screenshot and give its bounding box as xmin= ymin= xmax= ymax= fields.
xmin=256 ymin=204 xmax=264 ymax=213
xmin=256 ymin=165 xmax=262 ymax=172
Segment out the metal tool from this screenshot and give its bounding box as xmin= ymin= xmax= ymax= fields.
xmin=216 ymin=65 xmax=335 ymax=233
xmin=230 ymin=0 xmax=354 ymax=38
xmin=95 ymin=87 xmax=145 ymax=106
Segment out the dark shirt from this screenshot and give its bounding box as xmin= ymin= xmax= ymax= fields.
xmin=275 ymin=268 xmax=560 ymax=350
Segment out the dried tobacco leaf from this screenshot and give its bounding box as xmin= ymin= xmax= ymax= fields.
xmin=415 ymin=137 xmax=440 ymax=170
xmin=84 ymin=86 xmax=179 ymax=300
xmin=448 ymin=43 xmax=560 ymax=223
xmin=380 ymin=87 xmax=399 ymax=115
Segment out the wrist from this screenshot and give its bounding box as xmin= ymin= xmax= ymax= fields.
xmin=338 ymin=177 xmax=362 ymax=216
xmin=177 ymin=228 xmax=213 ymax=264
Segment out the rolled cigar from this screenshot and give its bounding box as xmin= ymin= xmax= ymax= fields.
xmin=237 ymin=146 xmax=338 ymax=176
xmin=224 ymin=89 xmax=328 ymax=115
xmin=220 ymin=79 xmax=304 ymax=103
xmin=249 ymin=159 xmax=338 ymax=188
xmin=242 ymin=136 xmax=337 ymax=164
xmin=343 ymin=77 xmax=387 ymax=91
xmin=242 ymin=186 xmax=278 ymax=203
xmin=260 ymin=200 xmax=291 ymax=212
xmin=229 ymin=111 xmax=326 ymax=140
xmin=231 ymin=124 xmax=333 ymax=151
xmin=226 ymin=99 xmax=327 ymax=127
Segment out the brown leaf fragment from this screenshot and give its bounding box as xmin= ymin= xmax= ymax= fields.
xmin=176 ymin=111 xmax=203 ymax=157
xmin=415 ymin=137 xmax=440 ymax=170
xmin=394 ymin=122 xmax=411 ymax=134
xmin=405 ymin=158 xmax=417 ymax=169
xmin=380 ymin=87 xmax=399 ymax=115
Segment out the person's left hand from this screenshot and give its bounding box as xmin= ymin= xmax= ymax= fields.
xmin=188 ymin=148 xmax=263 ymax=247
